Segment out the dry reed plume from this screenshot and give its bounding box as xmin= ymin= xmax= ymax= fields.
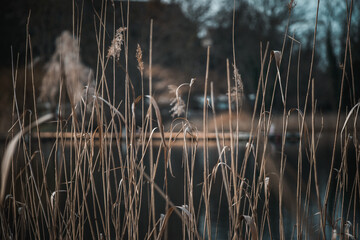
xmin=39 ymin=31 xmax=95 ymax=108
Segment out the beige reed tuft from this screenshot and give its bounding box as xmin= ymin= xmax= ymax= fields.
xmin=39 ymin=31 xmax=94 ymax=107
xmin=229 ymin=63 xmax=244 ymax=105
xmin=136 ymin=44 xmax=144 ymax=73
xmin=107 ymin=27 xmax=126 ymax=60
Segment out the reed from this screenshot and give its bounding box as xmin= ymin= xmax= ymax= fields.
xmin=0 ymin=1 xmax=359 ymax=239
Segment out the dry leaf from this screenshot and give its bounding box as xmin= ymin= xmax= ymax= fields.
xmin=146 ymin=96 xmax=168 ymax=149
xmin=0 ymin=113 xmax=54 ymax=205
xmin=271 ymin=50 xmax=285 ymax=105
xmin=271 ymin=50 xmax=282 ymax=68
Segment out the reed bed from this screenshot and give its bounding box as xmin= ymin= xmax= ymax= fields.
xmin=0 ymin=1 xmax=359 ymax=239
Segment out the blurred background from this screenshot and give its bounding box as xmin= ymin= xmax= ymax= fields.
xmin=0 ymin=0 xmax=359 ymax=134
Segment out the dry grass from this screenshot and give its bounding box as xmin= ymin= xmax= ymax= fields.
xmin=39 ymin=31 xmax=95 ymax=108
xmin=0 ymin=1 xmax=359 ymax=240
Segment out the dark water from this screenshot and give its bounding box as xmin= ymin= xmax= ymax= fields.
xmin=1 ymin=132 xmax=358 ymax=239
xmin=156 ymin=135 xmax=357 ymax=239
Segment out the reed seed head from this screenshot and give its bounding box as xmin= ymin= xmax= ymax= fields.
xmin=136 ymin=44 xmax=144 ymax=73
xmin=107 ymin=27 xmax=126 ymax=60
xmin=39 ymin=31 xmax=95 ymax=108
